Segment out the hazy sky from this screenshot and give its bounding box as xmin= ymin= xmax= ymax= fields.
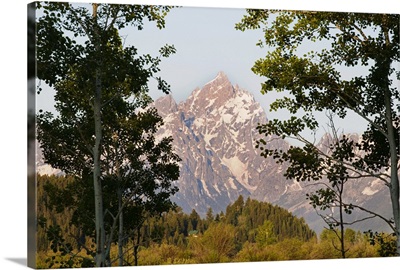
xmin=36 ymin=6 xmax=267 ymax=111
xmin=123 ymin=6 xmax=266 ymax=103
xmin=35 ymin=1 xmax=399 ymax=141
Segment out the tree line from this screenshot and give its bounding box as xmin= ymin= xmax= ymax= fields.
xmin=37 ymin=176 xmax=396 ymax=268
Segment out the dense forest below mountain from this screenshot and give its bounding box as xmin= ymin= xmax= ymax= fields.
xmin=36 ymin=174 xmax=392 ymax=268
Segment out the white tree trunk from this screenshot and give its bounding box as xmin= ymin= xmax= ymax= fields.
xmin=92 ymin=4 xmax=106 ymax=266
xmin=384 ymin=83 xmax=400 ymax=255
xmin=93 ymin=69 xmax=106 ymax=267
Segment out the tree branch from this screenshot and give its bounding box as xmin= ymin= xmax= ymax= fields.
xmin=352 ymin=23 xmax=369 ymax=42
xmin=329 ymin=83 xmax=389 ymax=139
xmin=344 ymin=203 xmax=395 ymax=232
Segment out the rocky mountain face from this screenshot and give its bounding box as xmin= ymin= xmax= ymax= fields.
xmin=152 ymin=72 xmax=392 ymax=234
xmin=153 ymin=72 xmax=291 ymax=217
xmin=274 ymin=132 xmax=392 ymax=234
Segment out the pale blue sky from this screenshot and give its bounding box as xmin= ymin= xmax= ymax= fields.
xmin=35 ymin=2 xmax=399 ymax=142
xmin=37 ymin=6 xmax=267 ymax=113
xmin=119 ymin=6 xmax=266 ymax=103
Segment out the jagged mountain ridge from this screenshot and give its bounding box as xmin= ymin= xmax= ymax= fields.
xmin=153 ymin=71 xmax=392 ymax=234
xmin=153 ymin=72 xmax=291 ymax=217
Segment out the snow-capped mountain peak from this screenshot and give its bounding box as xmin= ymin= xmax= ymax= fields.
xmin=153 ymin=72 xmax=391 ymax=234
xmin=153 ymin=72 xmax=290 ymax=216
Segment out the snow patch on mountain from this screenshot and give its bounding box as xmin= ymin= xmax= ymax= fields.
xmin=228 ymin=177 xmax=238 ymax=190
xmin=362 ymin=179 xmax=382 ymax=196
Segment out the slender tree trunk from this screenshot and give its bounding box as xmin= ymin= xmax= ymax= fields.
xmin=118 ymin=187 xmax=124 ymax=266
xmin=93 ymin=69 xmax=105 ymax=267
xmin=381 ymin=17 xmax=400 ymax=256
xmin=383 ymin=81 xmax=400 ymax=255
xmin=331 ymin=119 xmax=347 ymax=258
xmin=339 ymin=179 xmax=346 ymax=258
xmin=92 ymin=3 xmax=106 ymax=266
xmin=134 ymin=228 xmax=141 ymax=266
